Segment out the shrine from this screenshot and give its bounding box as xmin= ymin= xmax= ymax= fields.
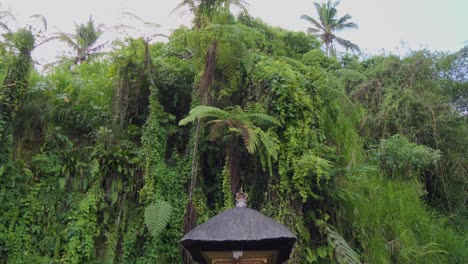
xmin=181 ymin=193 xmax=297 ymax=264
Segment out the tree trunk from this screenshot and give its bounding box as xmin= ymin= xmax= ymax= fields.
xmin=0 ymin=50 xmax=33 ymax=165
xmin=227 ymin=136 xmax=241 ymax=196
xmin=183 ymin=40 xmax=218 ymax=264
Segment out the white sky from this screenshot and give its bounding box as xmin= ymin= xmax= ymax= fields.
xmin=2 ymin=0 xmax=467 ymax=65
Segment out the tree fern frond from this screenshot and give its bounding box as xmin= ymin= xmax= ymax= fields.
xmin=144 ymin=201 xmax=172 ymax=237
xmin=257 ymin=129 xmax=278 ymax=161
xmin=28 ymin=14 xmax=47 ymax=32
xmin=171 ymin=0 xmax=196 ymax=14
xmin=244 ymin=112 xmax=281 ymax=126
xmin=0 ymin=10 xmax=15 ymax=21
xmin=280 ymin=56 xmax=309 ymax=72
xmin=238 ymin=123 xmax=258 ymax=154
xmin=178 ymin=105 xmax=228 ymax=126
xmin=207 ymin=120 xmax=228 ymax=141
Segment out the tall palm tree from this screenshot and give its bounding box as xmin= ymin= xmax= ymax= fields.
xmin=301 ymin=0 xmax=359 ymax=56
xmin=56 ymin=17 xmax=105 ymax=64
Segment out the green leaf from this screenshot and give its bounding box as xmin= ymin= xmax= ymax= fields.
xmin=178 ymin=105 xmax=227 ymax=126
xmin=144 ymin=201 xmax=172 ymax=237
xmin=317 ymin=246 xmax=328 ymax=258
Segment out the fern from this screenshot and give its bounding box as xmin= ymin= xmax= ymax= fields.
xmin=178 ymin=105 xmax=227 ymax=126
xmin=245 ymin=112 xmax=281 ymax=126
xmin=238 ymin=123 xmax=258 ymax=153
xmin=144 ymin=201 xmax=172 ymax=237
xmin=257 ymin=129 xmax=278 ymax=161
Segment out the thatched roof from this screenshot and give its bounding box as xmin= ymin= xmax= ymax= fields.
xmin=181 ymin=207 xmax=297 ymax=263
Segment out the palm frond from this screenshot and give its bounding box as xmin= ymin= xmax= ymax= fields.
xmin=87 ymin=42 xmax=107 ymax=53
xmin=171 ymin=0 xmax=196 ymax=14
xmin=307 ymin=27 xmax=321 ymax=34
xmin=336 ymin=13 xmax=352 ymax=25
xmin=331 ymin=1 xmax=340 ymax=8
xmin=313 ymin=2 xmax=323 ymax=19
xmin=144 ymin=201 xmax=172 ymax=237
xmin=301 ymin=15 xmax=324 ymax=32
xmin=335 ymin=37 xmax=360 ymax=52
xmin=327 ymin=6 xmax=338 ymax=25
xmin=55 ymin=32 xmax=79 ymax=50
xmin=336 ymin=22 xmax=358 ymax=31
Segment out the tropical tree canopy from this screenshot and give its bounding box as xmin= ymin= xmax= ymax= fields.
xmin=301 ymin=0 xmax=359 ymax=56
xmin=0 ymin=3 xmax=466 ymax=264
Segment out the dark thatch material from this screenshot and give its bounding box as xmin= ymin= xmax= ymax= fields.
xmin=181 ymin=207 xmax=297 ymax=264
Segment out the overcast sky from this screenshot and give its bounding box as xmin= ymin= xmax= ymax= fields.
xmin=2 ymin=0 xmax=467 ymax=65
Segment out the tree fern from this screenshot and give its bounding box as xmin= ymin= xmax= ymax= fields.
xmin=144 ymin=201 xmax=172 ymax=237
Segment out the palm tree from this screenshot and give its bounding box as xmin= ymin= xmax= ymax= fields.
xmin=56 ymin=17 xmax=105 ymax=64
xmin=301 ymin=0 xmax=359 ymax=56
xmin=179 ymin=105 xmax=279 ymax=196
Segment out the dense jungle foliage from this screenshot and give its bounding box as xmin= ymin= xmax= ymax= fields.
xmin=0 ymin=1 xmax=466 ymax=263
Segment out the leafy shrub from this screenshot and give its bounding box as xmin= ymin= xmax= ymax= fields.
xmin=377 ymin=134 xmax=441 ymax=179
